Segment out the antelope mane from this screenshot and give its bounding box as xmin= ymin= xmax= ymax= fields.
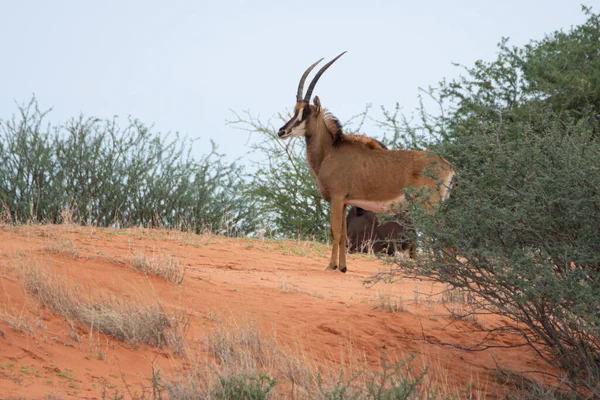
xmin=322 ymin=110 xmax=385 ymax=150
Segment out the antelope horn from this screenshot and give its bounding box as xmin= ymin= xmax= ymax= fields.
xmin=297 ymin=58 xmax=324 ymax=102
xmin=303 ymin=51 xmax=347 ymax=102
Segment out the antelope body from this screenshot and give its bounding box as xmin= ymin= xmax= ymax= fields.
xmin=278 ymin=52 xmax=454 ymax=273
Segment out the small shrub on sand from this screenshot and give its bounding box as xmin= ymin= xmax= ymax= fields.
xmin=211 ymin=373 xmax=276 ymax=400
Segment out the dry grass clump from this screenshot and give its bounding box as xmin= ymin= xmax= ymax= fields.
xmin=59 ymin=205 xmax=75 ymax=225
xmin=1 ymin=312 xmax=35 ymax=334
xmin=161 ymin=319 xmax=284 ymax=398
xmin=441 ymin=285 xmax=471 ymax=305
xmin=23 ymin=265 xmax=184 ymax=348
xmin=132 ymin=251 xmax=186 ymax=284
xmin=45 ymin=239 xmax=78 ymax=258
xmin=160 ymin=318 xmax=316 ymax=398
xmin=207 ymin=319 xmax=280 ymax=373
xmin=370 ymin=291 xmax=405 ymax=313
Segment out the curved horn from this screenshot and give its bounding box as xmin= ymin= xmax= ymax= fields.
xmin=303 ymin=51 xmax=347 ymax=102
xmin=296 ymin=58 xmax=324 ymax=102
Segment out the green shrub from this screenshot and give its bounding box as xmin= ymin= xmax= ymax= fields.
xmin=0 ymin=97 xmax=257 ymax=234
xmin=211 ymin=373 xmax=276 ymax=400
xmin=373 ymin=7 xmax=600 ymax=395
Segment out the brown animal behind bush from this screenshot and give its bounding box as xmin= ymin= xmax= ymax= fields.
xmin=346 ymin=207 xmax=416 ymax=257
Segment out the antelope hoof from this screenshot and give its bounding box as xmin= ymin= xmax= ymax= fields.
xmin=325 ymin=264 xmax=338 ymax=271
xmin=339 ymin=266 xmax=347 ymax=273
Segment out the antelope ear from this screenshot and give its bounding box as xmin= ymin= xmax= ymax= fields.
xmin=313 ymin=96 xmax=322 ymax=112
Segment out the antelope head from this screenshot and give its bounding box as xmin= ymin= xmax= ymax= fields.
xmin=278 ymin=52 xmax=346 ymax=139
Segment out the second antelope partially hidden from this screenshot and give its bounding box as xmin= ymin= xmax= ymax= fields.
xmin=278 ymin=52 xmax=455 ymax=273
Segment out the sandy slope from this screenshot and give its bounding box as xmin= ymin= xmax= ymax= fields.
xmin=0 ymin=225 xmax=556 ymax=399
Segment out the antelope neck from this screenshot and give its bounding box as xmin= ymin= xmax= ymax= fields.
xmin=304 ymin=114 xmax=334 ymax=176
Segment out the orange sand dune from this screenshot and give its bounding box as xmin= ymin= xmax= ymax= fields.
xmin=0 ymin=225 xmax=558 ymax=399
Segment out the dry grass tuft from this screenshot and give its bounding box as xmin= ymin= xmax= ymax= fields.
xmin=279 ymin=280 xmax=298 ymax=294
xmin=370 ymin=291 xmax=405 ymax=313
xmin=60 ymin=206 xmax=75 ymax=225
xmin=132 ymin=251 xmax=186 ymax=284
xmin=278 ymin=279 xmax=324 ymax=299
xmin=441 ymin=285 xmax=471 ymax=305
xmin=1 ymin=312 xmax=35 ymax=334
xmin=23 ymin=265 xmax=186 ymax=348
xmin=0 ymin=203 xmax=13 ymax=226
xmin=45 ymin=239 xmax=78 ymax=258
xmin=207 ymin=318 xmax=280 ymax=373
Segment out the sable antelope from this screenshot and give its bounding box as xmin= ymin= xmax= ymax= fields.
xmin=278 ymin=52 xmax=454 ymax=273
xmin=346 ymin=206 xmax=416 ymax=257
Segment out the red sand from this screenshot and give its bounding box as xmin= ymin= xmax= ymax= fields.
xmin=0 ymin=225 xmax=557 ymax=399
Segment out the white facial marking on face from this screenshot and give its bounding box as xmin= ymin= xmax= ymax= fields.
xmin=296 ymin=109 xmax=304 ymax=123
xmin=289 ymin=121 xmax=306 ymax=137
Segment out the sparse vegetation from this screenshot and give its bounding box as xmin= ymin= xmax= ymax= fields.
xmin=22 ymin=265 xmax=185 ymax=348
xmin=132 ymin=251 xmax=186 ymax=284
xmin=207 ymin=319 xmax=280 ymax=372
xmin=45 ymin=239 xmax=78 ymax=258
xmin=56 ymin=371 xmax=73 ymax=379
xmin=278 ymin=280 xmax=298 ymax=294
xmin=1 ymin=311 xmax=35 ymax=333
xmin=210 ymin=372 xmax=276 ymax=400
xmin=157 ymin=318 xmax=455 ymax=399
xmin=370 ymin=292 xmax=405 ymax=313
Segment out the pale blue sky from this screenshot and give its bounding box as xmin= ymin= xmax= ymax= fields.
xmin=0 ymin=1 xmax=589 ymax=162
